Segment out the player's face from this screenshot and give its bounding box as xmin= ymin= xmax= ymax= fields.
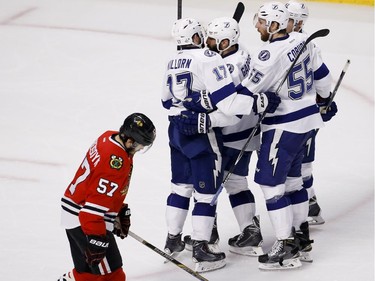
xmin=206 ymin=37 xmax=218 ymax=53
xmin=255 ymin=18 xmax=269 ymax=42
xmin=287 ymin=19 xmax=295 ymax=33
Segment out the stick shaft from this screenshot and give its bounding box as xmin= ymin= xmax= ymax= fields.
xmin=128 ymin=231 xmax=208 ymax=281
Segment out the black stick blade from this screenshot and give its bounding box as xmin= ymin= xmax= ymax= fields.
xmin=307 ymin=28 xmax=330 ymax=43
xmin=233 ymin=2 xmax=245 ymax=22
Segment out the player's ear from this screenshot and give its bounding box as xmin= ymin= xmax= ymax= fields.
xmin=270 ymin=21 xmax=280 ymax=33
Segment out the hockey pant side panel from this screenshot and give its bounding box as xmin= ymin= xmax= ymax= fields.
xmin=66 ymin=227 xmax=122 ymax=276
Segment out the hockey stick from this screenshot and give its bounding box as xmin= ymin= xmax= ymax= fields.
xmin=177 ymin=0 xmax=182 ymax=20
xmin=322 ymin=59 xmax=350 ymax=113
xmin=210 ymin=28 xmax=330 ymax=206
xmin=128 ymin=231 xmax=208 ymax=281
xmin=233 ymin=2 xmax=245 ymax=23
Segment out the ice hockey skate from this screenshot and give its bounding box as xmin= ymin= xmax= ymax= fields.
xmin=295 ymin=221 xmax=314 ymax=262
xmin=258 ymin=235 xmax=301 ymax=270
xmin=164 ymin=233 xmax=185 ymax=262
xmin=57 ymin=271 xmax=75 ymax=281
xmin=308 ymin=195 xmax=325 ymax=225
xmin=184 ymin=216 xmax=220 ymax=252
xmin=192 ymin=240 xmax=226 ymax=272
xmin=228 ymin=216 xmax=264 ymax=256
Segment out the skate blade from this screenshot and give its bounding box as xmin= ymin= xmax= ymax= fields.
xmin=258 ymin=258 xmax=302 ymax=271
xmin=229 ymin=245 xmax=264 ymax=256
xmin=194 ymin=259 xmax=226 ymax=273
xmin=299 ymin=251 xmax=313 ymax=263
xmin=308 ymin=215 xmax=325 ymax=225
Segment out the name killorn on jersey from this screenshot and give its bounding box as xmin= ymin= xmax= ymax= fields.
xmin=167 ymin=58 xmax=192 ymax=70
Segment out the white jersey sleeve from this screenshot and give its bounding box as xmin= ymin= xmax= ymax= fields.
xmin=242 ymin=32 xmax=332 ymax=133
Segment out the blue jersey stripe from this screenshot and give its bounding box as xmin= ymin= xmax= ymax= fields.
xmin=314 ymin=63 xmax=330 ymax=80
xmin=210 ymin=82 xmax=237 ymax=106
xmin=262 ymin=104 xmax=319 ymax=125
xmin=223 ymin=126 xmax=260 ymax=143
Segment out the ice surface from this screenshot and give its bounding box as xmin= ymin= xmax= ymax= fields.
xmin=0 ymin=0 xmax=373 ymax=280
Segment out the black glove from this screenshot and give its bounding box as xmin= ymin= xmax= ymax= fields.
xmin=85 ymin=235 xmax=109 ymax=267
xmin=170 ymin=111 xmax=210 ymax=135
xmin=252 ymin=92 xmax=281 ymax=114
xmin=320 ymin=101 xmax=338 ymax=122
xmin=113 ymin=204 xmax=131 ymax=239
xmin=317 ymin=93 xmax=338 ymax=122
xmin=183 ymin=90 xmax=215 ymax=113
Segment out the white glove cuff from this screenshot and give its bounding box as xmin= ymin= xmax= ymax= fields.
xmin=254 ymin=93 xmax=269 ymax=114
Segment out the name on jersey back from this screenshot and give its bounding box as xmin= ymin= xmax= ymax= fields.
xmin=168 ymin=58 xmax=192 ymax=70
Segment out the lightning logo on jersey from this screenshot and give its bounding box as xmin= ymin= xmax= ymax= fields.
xmin=269 ymin=130 xmax=282 ymax=176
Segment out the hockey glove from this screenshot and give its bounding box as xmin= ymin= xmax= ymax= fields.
xmin=317 ymin=94 xmax=338 ymax=122
xmin=170 ymin=111 xmax=211 ymax=135
xmin=320 ymin=101 xmax=338 ymax=122
xmin=85 ymin=235 xmax=109 ymax=267
xmin=252 ymin=92 xmax=281 ymax=114
xmin=113 ymin=203 xmax=131 ymax=239
xmin=183 ymin=90 xmax=216 ymax=113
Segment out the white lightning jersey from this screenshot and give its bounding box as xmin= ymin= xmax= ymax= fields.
xmin=161 ymin=47 xmax=255 ymax=117
xmin=242 ymin=32 xmax=332 ymax=133
xmin=221 ymin=46 xmax=260 ymax=151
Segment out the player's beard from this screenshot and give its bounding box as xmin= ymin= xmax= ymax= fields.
xmin=260 ymin=31 xmax=269 ymax=42
xmin=207 ymin=43 xmax=219 ymax=54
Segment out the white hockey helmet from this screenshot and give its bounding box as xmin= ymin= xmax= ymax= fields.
xmin=206 ymin=17 xmax=240 ymax=50
xmin=255 ymin=2 xmax=289 ymax=34
xmin=285 ymin=1 xmax=309 ymax=30
xmin=171 ymin=18 xmax=205 ymax=47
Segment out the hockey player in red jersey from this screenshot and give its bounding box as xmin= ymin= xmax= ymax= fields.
xmin=58 ymin=113 xmax=156 ymax=281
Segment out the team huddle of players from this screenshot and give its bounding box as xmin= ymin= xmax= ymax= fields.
xmin=162 ymin=0 xmax=337 ymax=273
xmin=58 ymin=1 xmax=339 ymax=280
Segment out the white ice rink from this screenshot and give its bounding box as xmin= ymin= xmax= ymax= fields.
xmin=0 ymin=0 xmax=373 ymax=280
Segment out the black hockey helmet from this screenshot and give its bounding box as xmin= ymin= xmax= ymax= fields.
xmin=119 ymin=113 xmax=156 ymax=146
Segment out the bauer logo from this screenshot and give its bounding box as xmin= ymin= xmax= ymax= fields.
xmin=258 ymin=50 xmax=270 ymax=61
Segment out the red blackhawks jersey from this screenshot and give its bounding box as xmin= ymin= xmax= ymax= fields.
xmin=61 ymin=131 xmax=133 ymax=236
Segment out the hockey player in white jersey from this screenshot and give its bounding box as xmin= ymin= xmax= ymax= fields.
xmin=183 ymin=17 xmax=264 ymax=257
xmin=161 ymin=18 xmax=226 ymax=273
xmin=239 ymin=2 xmax=333 ymax=270
xmin=286 ymin=0 xmax=338 ymax=228
xmin=161 ymin=18 xmax=280 ymax=272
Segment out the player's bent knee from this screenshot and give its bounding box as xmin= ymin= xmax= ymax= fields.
xmin=193 ymin=190 xmax=215 ymax=204
xmin=224 ymin=174 xmax=249 ymax=195
xmin=171 ymin=182 xmax=194 ymax=198
xmin=260 ymin=184 xmax=286 ymax=203
xmin=285 ymin=176 xmax=303 ymax=193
